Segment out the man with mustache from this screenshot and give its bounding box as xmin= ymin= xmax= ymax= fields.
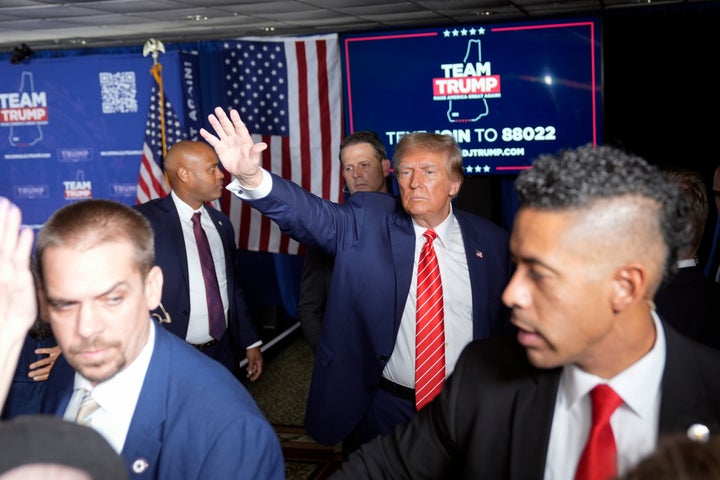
xmin=37 ymin=199 xmax=284 ymax=479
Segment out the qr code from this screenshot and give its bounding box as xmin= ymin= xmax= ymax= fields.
xmin=99 ymin=71 xmax=138 ymax=114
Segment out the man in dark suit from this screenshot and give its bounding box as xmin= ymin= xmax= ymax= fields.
xmin=134 ymin=140 xmax=263 ymax=381
xmin=297 ymin=130 xmax=392 ymax=353
xmin=705 ymin=165 xmax=720 ymax=281
xmin=201 ymin=108 xmax=512 ymax=449
xmin=655 ymin=168 xmax=720 ymax=349
xmin=34 ymin=199 xmax=284 ymax=479
xmin=328 ymin=145 xmax=720 ymax=479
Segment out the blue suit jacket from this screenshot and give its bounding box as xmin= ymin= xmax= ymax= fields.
xmin=42 ymin=322 xmax=284 ymax=479
xmin=133 ymin=196 xmax=259 ymax=365
xmin=245 ymin=173 xmax=512 ymax=446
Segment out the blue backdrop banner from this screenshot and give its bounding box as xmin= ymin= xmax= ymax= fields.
xmin=0 ymin=50 xmax=200 ymax=228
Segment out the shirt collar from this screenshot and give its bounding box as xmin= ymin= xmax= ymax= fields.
xmin=676 ymin=258 xmax=698 ymax=269
xmin=171 ymin=190 xmax=204 ymax=223
xmin=411 ymin=207 xmax=455 ymax=248
xmin=560 ymin=309 xmax=666 ymax=418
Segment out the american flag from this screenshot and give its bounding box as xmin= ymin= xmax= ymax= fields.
xmin=220 ymin=34 xmax=342 ymax=254
xmin=135 ymin=63 xmax=186 ymax=204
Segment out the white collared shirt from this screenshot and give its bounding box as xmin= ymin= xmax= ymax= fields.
xmin=64 ymin=319 xmax=155 ymax=453
xmin=171 ymin=191 xmax=229 ymax=344
xmin=382 ymin=211 xmax=473 ymax=388
xmin=544 ymin=311 xmax=666 ymax=479
xmin=676 ymin=257 xmax=697 ymax=269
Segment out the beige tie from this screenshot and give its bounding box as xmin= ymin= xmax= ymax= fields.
xmin=75 ymin=389 xmax=101 ymax=426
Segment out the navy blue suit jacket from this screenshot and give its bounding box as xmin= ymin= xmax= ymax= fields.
xmin=133 ymin=195 xmax=259 ymax=366
xmin=333 ymin=322 xmax=720 ymax=479
xmin=42 ymin=322 xmax=284 ymax=479
xmin=654 ymin=265 xmax=720 ymax=349
xmin=244 ymin=173 xmax=512 ymax=446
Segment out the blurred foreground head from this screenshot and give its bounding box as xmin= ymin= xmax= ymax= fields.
xmin=0 ymin=415 xmax=128 ymax=480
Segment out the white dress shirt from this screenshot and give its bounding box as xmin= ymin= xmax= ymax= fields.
xmin=171 ymin=191 xmax=229 ymax=344
xmin=544 ymin=310 xmax=666 ymax=479
xmin=382 ymin=212 xmax=473 ymax=388
xmin=64 ymin=319 xmax=155 ymax=453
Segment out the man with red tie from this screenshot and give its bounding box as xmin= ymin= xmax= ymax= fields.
xmin=200 ymin=108 xmax=512 ymax=452
xmin=329 ymin=144 xmax=720 ymax=479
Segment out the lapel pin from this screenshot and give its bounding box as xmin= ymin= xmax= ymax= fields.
xmin=475 ymin=250 xmax=483 ymax=259
xmin=132 ymin=458 xmax=150 ymax=473
xmin=687 ymin=423 xmax=710 ymax=443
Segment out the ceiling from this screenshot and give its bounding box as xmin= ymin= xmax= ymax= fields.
xmin=0 ymin=0 xmax=690 ymax=53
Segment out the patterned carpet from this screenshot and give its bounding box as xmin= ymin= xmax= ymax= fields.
xmin=244 ymin=325 xmax=343 ymax=480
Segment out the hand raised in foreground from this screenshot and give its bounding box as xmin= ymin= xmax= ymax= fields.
xmin=199 ymin=107 xmax=268 ymax=189
xmin=0 ymin=197 xmax=36 ymax=407
xmin=0 ymin=198 xmax=36 ymax=345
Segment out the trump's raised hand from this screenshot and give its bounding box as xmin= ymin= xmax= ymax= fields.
xmin=200 ymin=107 xmax=267 ymax=188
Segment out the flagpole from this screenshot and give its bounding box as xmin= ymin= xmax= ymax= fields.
xmin=143 ymin=38 xmax=167 ymax=156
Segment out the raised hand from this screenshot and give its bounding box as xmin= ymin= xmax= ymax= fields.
xmin=199 ymin=107 xmax=268 ymax=188
xmin=0 ymin=197 xmax=36 ymax=407
xmin=0 ymin=198 xmax=35 ymax=342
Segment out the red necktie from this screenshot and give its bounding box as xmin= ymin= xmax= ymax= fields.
xmin=575 ymin=384 xmax=623 ymax=480
xmin=415 ymin=229 xmax=445 ymax=411
xmin=192 ymin=211 xmax=226 ymax=340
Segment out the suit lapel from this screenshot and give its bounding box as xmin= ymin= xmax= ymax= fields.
xmin=206 ymin=207 xmax=234 ymax=290
xmin=455 ymin=212 xmax=491 ymax=337
xmin=659 ymin=323 xmax=720 ymax=433
xmin=509 ymin=368 xmax=562 ymax=479
xmin=42 ymin=355 xmax=75 ymax=415
xmin=159 ymin=195 xmax=191 ymax=288
xmin=121 ymin=325 xmax=169 ymax=477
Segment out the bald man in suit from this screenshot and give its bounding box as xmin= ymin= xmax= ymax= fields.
xmin=134 ymin=141 xmax=263 ymax=381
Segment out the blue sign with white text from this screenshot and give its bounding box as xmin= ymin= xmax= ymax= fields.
xmin=341 ymin=17 xmax=602 ymax=174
